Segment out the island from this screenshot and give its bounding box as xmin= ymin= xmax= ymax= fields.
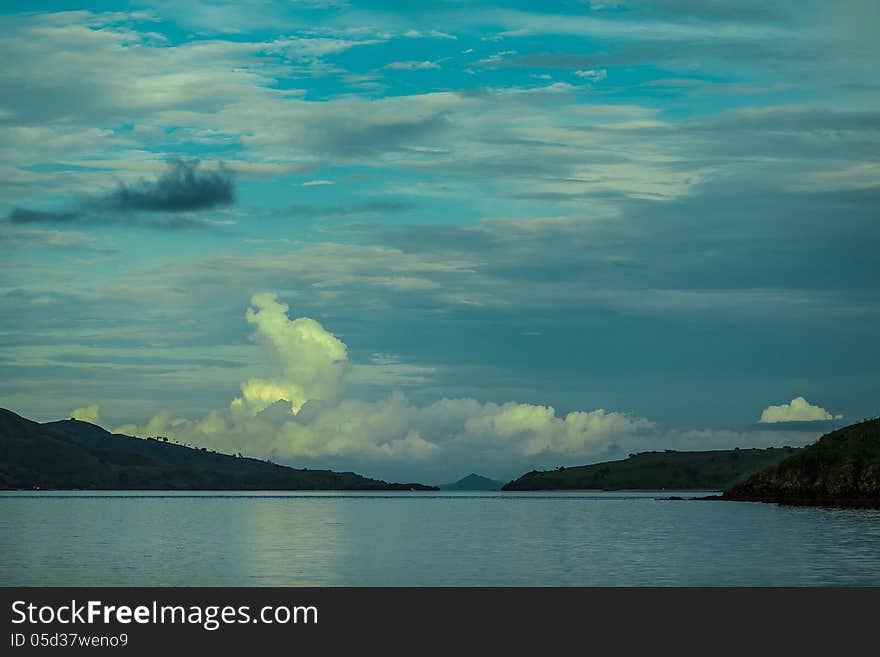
xmin=439 ymin=473 xmax=505 ymax=491
xmin=0 ymin=408 xmax=437 ymax=491
xmin=502 ymin=447 xmax=800 ymax=491
xmin=723 ymin=417 xmax=880 ymax=506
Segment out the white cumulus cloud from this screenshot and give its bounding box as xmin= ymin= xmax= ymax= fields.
xmin=230 ymin=292 xmax=349 ymax=415
xmin=758 ymin=396 xmax=842 ymax=423
xmin=116 ymin=293 xmax=653 ymax=478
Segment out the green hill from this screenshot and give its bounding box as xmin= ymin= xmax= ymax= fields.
xmin=0 ymin=408 xmax=436 ymax=491
xmin=439 ymin=473 xmax=504 ymax=491
xmin=502 ymin=447 xmax=801 ymax=491
xmin=724 ymin=418 xmax=880 ymax=505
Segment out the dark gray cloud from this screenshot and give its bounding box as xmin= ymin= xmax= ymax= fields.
xmin=8 ymin=208 xmax=79 ymax=224
xmin=98 ymin=159 xmax=234 ymax=213
xmin=6 ymin=159 xmax=235 ymax=229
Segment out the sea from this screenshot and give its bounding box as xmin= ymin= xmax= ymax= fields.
xmin=2 ymin=490 xmax=879 ymax=586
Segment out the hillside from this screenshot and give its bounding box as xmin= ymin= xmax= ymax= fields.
xmin=503 ymin=447 xmax=801 ymax=491
xmin=0 ymin=408 xmax=435 ymax=491
xmin=439 ymin=473 xmax=504 ymax=491
xmin=724 ymin=418 xmax=880 ymax=505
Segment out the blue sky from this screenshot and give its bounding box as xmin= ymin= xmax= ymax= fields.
xmin=1 ymin=1 xmax=878 ymax=483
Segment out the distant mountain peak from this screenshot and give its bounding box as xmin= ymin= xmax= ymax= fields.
xmin=439 ymin=473 xmax=504 ymax=491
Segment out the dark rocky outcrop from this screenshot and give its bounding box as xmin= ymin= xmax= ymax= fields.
xmin=724 ymin=418 xmax=880 ymax=506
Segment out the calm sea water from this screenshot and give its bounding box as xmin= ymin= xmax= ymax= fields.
xmin=1 ymin=491 xmax=879 ymax=586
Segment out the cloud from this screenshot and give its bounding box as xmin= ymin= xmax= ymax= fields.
xmin=574 ymin=68 xmax=608 ymax=82
xmin=376 ymin=276 xmax=441 ymax=291
xmin=402 ymin=29 xmax=456 ymax=40
xmin=8 ymin=209 xmax=80 ymax=224
xmin=69 ymin=404 xmax=99 ymax=423
xmin=627 ymin=0 xmax=787 ymax=23
xmin=115 ymin=292 xmax=653 ymax=479
xmin=588 ymin=1 xmax=622 ymax=10
xmin=115 ymin=409 xmax=188 ymax=438
xmin=463 ymin=402 xmax=653 ymax=456
xmin=230 ymin=292 xmax=349 ymax=415
xmin=384 ymin=60 xmax=441 ymax=70
xmin=758 ymin=396 xmax=843 ymax=423
xmin=97 ymin=158 xmax=234 ymax=213
xmin=4 ymin=9 xmax=874 ymax=210
xmin=0 ymin=227 xmax=111 ymax=252
xmin=6 ymin=159 xmax=234 ymax=228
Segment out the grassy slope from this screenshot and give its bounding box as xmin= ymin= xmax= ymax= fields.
xmin=0 ymin=409 xmax=435 ymax=490
xmin=503 ymin=447 xmax=801 ymax=491
xmin=725 ymin=417 xmax=880 ymax=503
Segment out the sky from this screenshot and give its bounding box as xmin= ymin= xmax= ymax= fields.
xmin=1 ymin=0 xmax=878 ymax=484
